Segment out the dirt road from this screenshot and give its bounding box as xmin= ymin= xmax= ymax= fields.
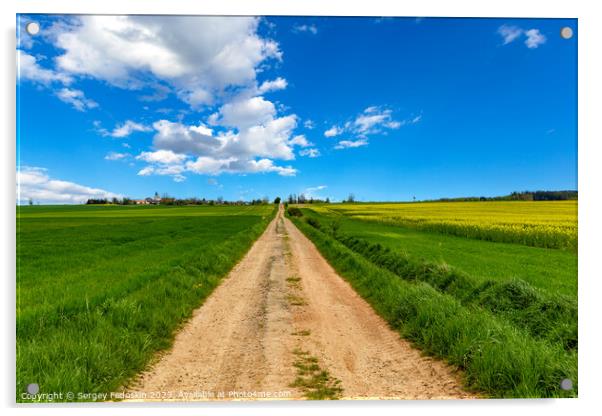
xmin=126 ymin=206 xmax=474 ymax=400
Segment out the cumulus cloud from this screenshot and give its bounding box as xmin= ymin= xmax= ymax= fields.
xmin=257 ymin=77 xmax=288 ymax=94
xmin=324 ymin=126 xmax=342 ymax=137
xmin=136 ymin=103 xmax=300 ymax=179
xmin=293 ymin=24 xmax=318 ymax=35
xmin=498 ymin=25 xmax=546 ymax=49
xmin=24 ymin=15 xmax=304 ymax=180
xmin=55 ymin=88 xmax=98 ymax=111
xmin=217 ymin=96 xmax=277 ymax=129
xmin=17 ymin=51 xmax=100 ymax=112
xmin=17 ymin=166 xmax=121 ymax=204
xmin=51 ymin=15 xmax=282 ymax=107
xmin=524 ymin=29 xmax=546 ymax=49
xmin=186 ymin=157 xmax=296 ymax=176
xmin=136 ymin=150 xmax=187 ymax=164
xmin=17 ymin=50 xmax=72 ymax=85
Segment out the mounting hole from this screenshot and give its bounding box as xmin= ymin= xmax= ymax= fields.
xmin=25 ymin=22 xmax=40 ymax=36
xmin=560 ymin=378 xmax=573 ymax=391
xmin=560 ymin=27 xmax=573 ymax=40
xmin=27 ymin=383 xmax=39 ymax=394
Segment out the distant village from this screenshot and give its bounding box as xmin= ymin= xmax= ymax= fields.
xmin=86 ymin=192 xmax=273 ymax=206
xmin=85 ymin=192 xmax=334 ymax=206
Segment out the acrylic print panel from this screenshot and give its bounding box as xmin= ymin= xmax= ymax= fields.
xmin=16 ymin=15 xmax=577 ymax=402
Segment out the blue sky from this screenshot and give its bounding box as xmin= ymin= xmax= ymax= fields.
xmin=16 ymin=15 xmax=577 ymax=203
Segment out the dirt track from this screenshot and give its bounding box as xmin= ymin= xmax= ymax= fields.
xmin=126 ymin=206 xmax=474 ymax=400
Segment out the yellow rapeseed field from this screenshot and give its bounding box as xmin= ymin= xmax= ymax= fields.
xmin=311 ymin=201 xmax=577 ymax=250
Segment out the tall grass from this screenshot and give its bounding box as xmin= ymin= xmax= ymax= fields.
xmin=288 ymin=214 xmax=577 ymax=398
xmin=334 ymin=234 xmax=577 ymax=350
xmin=17 ymin=206 xmax=276 ymax=402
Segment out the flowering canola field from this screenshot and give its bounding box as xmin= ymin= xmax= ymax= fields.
xmin=311 ymin=200 xmax=577 ymax=250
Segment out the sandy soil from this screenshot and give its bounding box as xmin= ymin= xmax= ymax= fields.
xmin=125 ymin=206 xmax=474 ymax=401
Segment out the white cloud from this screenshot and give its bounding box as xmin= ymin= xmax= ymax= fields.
xmin=139 ymin=110 xmax=299 ymax=179
xmin=152 ymin=119 xmax=222 ymax=156
xmin=137 ymin=166 xmax=155 ymax=176
xmin=190 ymin=124 xmax=213 ymax=136
xmin=326 ymin=106 xmax=419 ymax=150
xmin=17 ymin=166 xmax=121 ymax=204
xmin=324 ymin=125 xmax=342 ymax=137
xmin=334 ymin=139 xmax=369 ymax=149
xmin=303 ymin=119 xmax=315 ymax=129
xmin=299 ymin=148 xmax=320 ymax=158
xmin=498 ymin=25 xmax=523 ymax=45
xmin=149 ymin=91 xmax=301 ymax=175
xmin=55 ymin=88 xmax=98 ymax=111
xmin=289 ymin=134 xmax=312 ymax=148
xmin=186 ymin=157 xmax=296 ymax=176
xmin=217 ymin=96 xmax=276 ymax=129
xmin=104 ymin=151 xmax=130 ymax=161
xmin=303 ymin=185 xmax=327 ymax=199
xmin=498 ymin=25 xmax=546 ymax=49
xmin=257 ymin=77 xmax=288 ymax=93
xmin=30 ymin=16 xmax=306 ymax=179
xmin=353 ymin=108 xmax=399 ymax=136
xmin=51 ymin=16 xmax=282 ymax=107
xmin=17 ymin=51 xmax=101 ymax=112
xmin=110 ymin=120 xmax=152 ymax=138
xmin=293 ymin=24 xmax=318 ymax=35
xmin=524 ymin=29 xmax=546 ymax=49
xmin=136 ymin=150 xmax=187 ymax=164
xmin=17 ymin=50 xmax=72 ymax=85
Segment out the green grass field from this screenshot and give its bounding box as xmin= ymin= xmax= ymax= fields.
xmin=17 ymin=204 xmax=275 ymax=402
xmin=288 ymin=201 xmax=577 ymax=398
xmin=300 ymin=208 xmax=577 ymax=297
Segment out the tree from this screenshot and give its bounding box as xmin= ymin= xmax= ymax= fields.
xmin=28 ymin=198 xmax=33 ymax=206
xmin=274 ymin=197 xmax=281 ymax=204
xmin=346 ymin=193 xmax=355 ymax=203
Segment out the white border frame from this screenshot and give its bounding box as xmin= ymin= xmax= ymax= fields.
xmin=3 ymin=1 xmax=600 ymax=416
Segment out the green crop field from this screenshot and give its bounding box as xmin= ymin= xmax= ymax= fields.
xmin=16 ymin=204 xmax=275 ymax=401
xmin=287 ymin=200 xmax=578 ymax=398
xmin=312 ymin=200 xmax=578 ymax=250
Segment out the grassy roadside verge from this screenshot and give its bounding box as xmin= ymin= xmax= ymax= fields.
xmin=287 ymin=213 xmax=577 ymax=398
xmin=17 ymin=206 xmax=277 ymax=402
xmin=335 ymin=235 xmax=576 ymax=350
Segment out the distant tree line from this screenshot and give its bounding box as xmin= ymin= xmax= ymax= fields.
xmin=431 ymin=190 xmax=578 ymax=203
xmin=86 ymin=195 xmax=277 ymax=206
xmin=286 ymin=194 xmax=331 ymax=204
